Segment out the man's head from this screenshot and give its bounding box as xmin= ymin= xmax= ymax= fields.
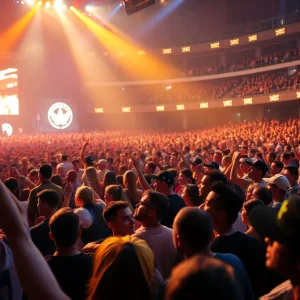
xmin=49 ymin=208 xmax=81 ymax=248
xmin=72 ymin=159 xmax=80 ymax=171
xmin=37 ymin=189 xmax=59 ymax=216
xmin=133 ymin=190 xmax=169 ymax=225
xmin=190 ymin=158 xmax=202 ymax=172
xmin=203 ymin=162 xmax=219 ymax=173
xmin=165 ymin=254 xmax=241 ymax=300
xmin=144 ymin=162 xmax=156 ymax=175
xmin=267 ymin=152 xmax=277 ymax=165
xmin=280 ymin=152 xmax=292 ymax=166
xmin=283 ymin=165 xmax=299 ymax=187
xmin=173 ymin=207 xmax=213 ymax=257
xmin=85 ymin=156 xmax=94 ymax=167
xmin=97 ymin=159 xmax=107 ymax=171
xmin=152 ymin=170 xmax=175 ymax=194
xmin=199 ymin=171 xmax=227 ymax=200
xmin=66 ymin=170 xmax=77 ymax=183
xmin=103 ymin=201 xmax=135 ymax=236
xmin=264 ymin=174 xmax=290 ymax=200
xmin=213 ymin=152 xmax=222 ymax=164
xmin=250 ymin=195 xmax=300 ymax=278
xmin=39 ymin=164 xmax=52 ymax=182
xmin=246 ymin=159 xmax=268 ymax=182
xmin=270 ymin=161 xmax=284 ymax=176
xmin=204 ymin=183 xmax=243 ymax=232
xmin=61 ymin=154 xmax=68 ymax=162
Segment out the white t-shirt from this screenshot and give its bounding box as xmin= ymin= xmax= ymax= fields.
xmin=57 ymin=161 xmax=74 ymax=177
xmin=97 ymin=169 xmax=109 ymax=182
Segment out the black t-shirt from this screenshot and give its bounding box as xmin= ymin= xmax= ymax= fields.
xmin=161 ymin=194 xmax=186 ymax=228
xmin=30 ymin=219 xmax=55 ymax=256
xmin=46 ymin=253 xmax=93 ymax=300
xmin=210 ymin=231 xmax=266 ymax=299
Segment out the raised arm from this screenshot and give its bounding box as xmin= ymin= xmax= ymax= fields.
xmin=10 ymin=167 xmax=36 ymax=190
xmin=230 ymin=152 xmax=250 ymax=190
xmin=80 ymin=140 xmax=89 ymax=168
xmin=132 ymin=156 xmax=152 ymax=191
xmin=0 ymin=180 xmax=69 ymax=300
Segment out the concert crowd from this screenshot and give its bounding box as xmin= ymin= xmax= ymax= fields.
xmin=0 ymin=117 xmax=300 ymax=299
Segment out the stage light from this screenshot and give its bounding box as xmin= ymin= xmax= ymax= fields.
xmin=38 ymin=1 xmax=42 ymax=6
xmin=26 ymin=0 xmax=35 ymax=5
xmin=45 ymin=1 xmax=51 ymax=8
xmin=21 ymin=1 xmax=25 ymax=4
xmin=85 ymin=5 xmax=92 ymax=12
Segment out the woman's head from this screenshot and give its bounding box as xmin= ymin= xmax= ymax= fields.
xmin=104 ymin=185 xmax=129 ymax=204
xmin=123 ymin=171 xmax=137 ymax=188
xmin=88 ymin=236 xmax=154 ymax=300
xmin=103 ymin=171 xmax=117 ymax=187
xmin=182 ymin=184 xmax=203 ymax=207
xmin=241 ymin=199 xmax=264 ymax=226
xmin=178 ymin=169 xmax=194 ymax=186
xmin=245 ymin=184 xmax=255 ymax=201
xmin=75 ymin=186 xmax=94 ymax=207
xmin=85 ymin=167 xmax=98 ymax=182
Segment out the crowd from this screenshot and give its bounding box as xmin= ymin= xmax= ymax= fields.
xmin=0 ymin=117 xmax=300 ymax=299
xmin=101 ymin=67 xmax=300 ymax=105
xmin=181 ymin=48 xmax=300 ymax=77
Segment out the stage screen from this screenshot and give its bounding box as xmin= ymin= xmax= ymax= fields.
xmin=0 ymin=68 xmax=19 ymax=115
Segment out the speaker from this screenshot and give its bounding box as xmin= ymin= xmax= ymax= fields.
xmin=124 ymin=0 xmax=155 ymax=15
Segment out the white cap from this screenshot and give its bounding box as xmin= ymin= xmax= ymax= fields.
xmin=263 ymin=174 xmax=290 ymax=192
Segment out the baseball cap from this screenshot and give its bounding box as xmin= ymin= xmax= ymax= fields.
xmin=190 ymin=158 xmax=202 ymax=166
xmin=151 ymin=170 xmax=175 ymax=185
xmin=204 ymin=161 xmax=219 ymax=170
xmin=85 ymin=156 xmax=94 ymax=165
xmin=245 ymin=159 xmax=268 ymax=176
xmin=263 ymin=174 xmax=290 ymax=192
xmin=249 ymin=195 xmax=300 ymax=247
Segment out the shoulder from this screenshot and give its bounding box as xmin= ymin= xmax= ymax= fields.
xmin=259 ymin=280 xmax=293 ymax=300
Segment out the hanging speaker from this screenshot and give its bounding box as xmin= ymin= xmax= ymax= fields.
xmin=124 ymin=0 xmax=155 ymax=15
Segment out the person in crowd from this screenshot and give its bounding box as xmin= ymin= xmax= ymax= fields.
xmin=245 ymin=183 xmax=255 ymax=202
xmin=47 ymin=207 xmax=93 ymax=300
xmin=83 ymin=200 xmax=135 ymax=253
xmin=4 ymin=177 xmax=19 ymax=199
xmin=241 ymin=199 xmax=264 ymax=240
xmin=172 ymin=207 xmax=254 ymax=300
xmin=270 ymin=160 xmax=284 ymax=176
xmin=283 ymin=165 xmax=299 ymax=196
xmin=66 ymin=169 xmax=81 ymax=208
xmin=28 ymin=164 xmax=64 ymax=227
xmin=175 ymin=168 xmax=195 ymax=197
xmin=87 ymin=236 xmax=155 ymax=300
xmin=133 ymin=190 xmax=179 ymax=279
xmin=280 ymin=152 xmax=297 ymax=167
xmin=74 ymin=186 xmax=112 ymax=245
xmin=123 ymin=170 xmax=143 ymax=207
xmin=189 ymin=158 xmax=202 ymax=173
xmin=30 ymin=189 xmax=59 ymax=256
xmin=204 ymin=182 xmax=267 ymax=298
xmin=101 ymin=171 xmax=117 ymax=198
xmin=29 ymin=168 xmax=39 ymax=184
xmin=165 ymin=255 xmax=242 ymax=300
xmin=96 ymin=159 xmax=109 ymax=182
xmin=204 ymin=161 xmax=220 ymax=172
xmin=250 ymin=195 xmax=300 ymax=300
xmin=252 ymin=186 xmax=273 ymax=206
xmin=51 ymin=174 xmax=63 ymax=188
xmin=57 ymin=154 xmax=73 ymax=178
xmin=103 ymin=184 xmax=132 ymax=207
xmin=181 ymin=184 xmax=203 ymax=206
xmin=84 ymin=167 xmax=103 ymax=198
xmin=144 ymin=162 xmax=157 ymax=175
xmin=263 ymin=174 xmax=290 ymax=210
xmin=72 ymin=159 xmax=84 ymax=184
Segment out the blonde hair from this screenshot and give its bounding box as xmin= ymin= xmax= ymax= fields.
xmin=86 ymin=167 xmax=102 ymax=196
xmin=123 ymin=171 xmax=139 ymax=206
xmin=87 ymin=236 xmax=154 ymax=300
xmin=105 ymin=184 xmax=133 ymax=211
xmin=75 ymin=186 xmax=95 ymax=206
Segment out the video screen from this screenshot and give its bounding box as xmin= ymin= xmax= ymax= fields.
xmin=0 ymin=68 xmax=19 ymax=115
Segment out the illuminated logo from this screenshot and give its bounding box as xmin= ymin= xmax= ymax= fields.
xmin=176 ymin=104 xmax=185 ymax=110
xmin=275 ymin=27 xmax=285 ymax=36
xmin=230 ymin=38 xmax=239 ymax=46
xmin=182 ymin=46 xmax=191 ymax=53
xmin=1 ymin=123 xmax=13 ymax=136
xmin=210 ymin=42 xmax=220 ymax=49
xmin=200 ymin=102 xmax=208 ymax=108
xmin=95 ymin=108 xmax=104 ymax=113
xmin=122 ymin=107 xmax=131 ymax=112
xmin=223 ymin=100 xmax=232 ymax=107
xmin=48 ymin=102 xmax=73 ymax=130
xmin=248 ymin=34 xmax=257 ymax=42
xmin=269 ymin=94 xmax=280 ymax=102
xmin=156 ymin=105 xmax=165 ymax=111
xmin=244 ymin=98 xmax=253 ymax=105
xmin=296 ymin=91 xmax=300 ymax=99
xmin=162 ymin=48 xmax=172 ymax=54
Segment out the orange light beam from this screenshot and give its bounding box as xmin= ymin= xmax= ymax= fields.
xmin=0 ymin=5 xmax=39 ymax=53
